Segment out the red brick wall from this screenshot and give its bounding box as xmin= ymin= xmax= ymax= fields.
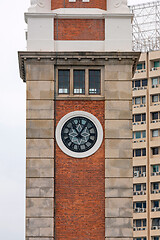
xmin=52 ymin=0 xmax=106 ymax=10
xmin=55 ymin=100 xmax=105 ymax=240
xmin=54 ymin=19 xmax=105 ymax=41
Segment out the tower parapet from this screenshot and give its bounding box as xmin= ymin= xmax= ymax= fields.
xmin=25 ymin=0 xmax=133 ymax=51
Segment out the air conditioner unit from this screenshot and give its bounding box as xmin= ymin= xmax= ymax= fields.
xmin=141 ymin=208 xmax=145 ymax=213
xmin=133 ymin=87 xmax=139 ymax=91
xmin=141 ymin=121 xmax=146 ymax=124
xmin=152 ymin=207 xmax=156 ymax=211
xmin=140 ymin=140 xmax=145 ymax=142
xmin=152 ymin=120 xmax=158 ymax=123
xmin=152 ymin=67 xmax=158 ymax=71
xmin=134 ymin=106 xmax=139 ymax=108
xmin=157 ymin=207 xmax=160 ymax=211
xmin=141 ymin=69 xmax=146 ymax=72
xmin=134 ymin=171 xmax=139 ymax=177
xmin=133 ymin=227 xmax=137 ymax=231
xmin=154 ymin=103 xmax=159 ymax=106
xmin=152 ymin=85 xmax=158 ymax=88
xmin=137 ymin=208 xmax=140 ymax=213
xmin=134 ymin=122 xmax=139 ymax=125
xmin=133 ymin=192 xmax=138 ymax=195
xmin=143 ymin=172 xmax=146 ymax=177
xmin=153 ymin=190 xmax=158 ymax=194
xmin=152 ymin=172 xmax=157 ymax=176
xmin=153 ymin=226 xmax=158 ymax=230
xmin=138 ymin=227 xmax=143 ymax=231
xmin=133 ymin=140 xmax=137 ymax=143
xmin=143 ymin=227 xmax=146 ymax=230
xmin=140 ymin=104 xmax=145 ymax=107
xmin=142 ymin=191 xmax=146 ymax=195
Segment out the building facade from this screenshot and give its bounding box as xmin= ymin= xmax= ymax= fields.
xmin=19 ymin=0 xmax=139 ymax=239
xmin=133 ymin=51 xmax=160 ymax=240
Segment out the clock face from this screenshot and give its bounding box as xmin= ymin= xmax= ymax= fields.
xmin=61 ymin=116 xmax=97 ymax=153
xmin=56 ymin=111 xmax=103 ymax=158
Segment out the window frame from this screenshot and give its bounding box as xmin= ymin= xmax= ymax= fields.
xmin=56 ymin=66 xmax=103 ymax=97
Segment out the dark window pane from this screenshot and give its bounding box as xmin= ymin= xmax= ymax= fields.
xmin=137 ymin=64 xmax=143 ymax=70
xmin=154 ymin=201 xmax=159 ymax=207
xmin=142 ymin=148 xmax=146 ymax=156
xmin=152 ymin=112 xmax=158 ymax=120
xmin=142 ymin=114 xmax=146 ymax=121
xmin=135 ymin=149 xmax=141 ymax=157
xmin=143 ymin=202 xmax=146 ymax=208
xmin=154 ymin=237 xmax=159 ymax=240
xmin=132 ymin=81 xmax=134 ymax=88
xmin=152 ymin=147 xmax=159 ymax=155
xmin=73 ymin=70 xmax=85 ymax=94
xmin=135 ymin=80 xmax=141 ymax=87
xmin=153 ymin=183 xmax=159 ymax=190
xmin=154 ymin=61 xmax=160 ymax=68
xmin=153 ymin=218 xmax=160 ymax=226
xmin=135 ymin=114 xmax=141 ymax=122
xmin=143 ymin=219 xmax=146 ymax=227
xmin=136 ymin=202 xmax=142 ymax=208
xmin=89 ymin=70 xmax=101 ymax=94
xmin=58 ymin=70 xmax=70 ymax=94
xmin=142 ymin=79 xmax=148 ymax=86
xmin=152 ymin=95 xmax=158 ymax=102
xmin=136 ymin=184 xmax=141 ymax=191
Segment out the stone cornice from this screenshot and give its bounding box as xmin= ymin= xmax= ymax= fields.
xmin=25 ymin=11 xmax=133 ymax=22
xmin=18 ymin=51 xmax=140 ymax=82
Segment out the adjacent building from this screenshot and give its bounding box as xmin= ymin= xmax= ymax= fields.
xmin=133 ymin=51 xmax=160 ymax=240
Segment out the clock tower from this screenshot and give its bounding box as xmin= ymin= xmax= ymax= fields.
xmin=19 ymin=0 xmax=139 ymax=239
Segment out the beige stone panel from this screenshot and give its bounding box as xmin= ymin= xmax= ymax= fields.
xmin=105 ymin=64 xmax=132 ymax=80
xmin=26 ymin=218 xmax=53 ymax=237
xmin=105 ymin=101 xmax=132 ymax=120
xmin=26 ymin=139 xmax=54 ymax=158
xmin=27 ymin=81 xmax=54 ymax=100
xmin=104 ymin=81 xmax=132 ymax=100
xmin=105 ymin=159 xmax=132 ymax=178
xmin=105 ymin=139 xmax=132 ymax=159
xmin=26 ymin=198 xmax=54 ymax=217
xmin=105 ymin=188 xmax=133 ymax=198
xmin=26 ymin=159 xmax=54 ymax=178
xmin=106 ymin=218 xmax=132 ymax=228
xmin=105 ymin=178 xmax=132 ymax=189
xmin=105 ymin=206 xmax=132 ymax=218
xmin=26 ymin=120 xmax=54 ymax=139
xmin=105 ymin=120 xmax=132 ymax=139
xmin=105 ymin=227 xmax=132 ymax=238
xmin=27 ymin=100 xmax=54 ymax=119
xmin=26 ymin=63 xmax=54 ymax=81
xmin=105 ymin=198 xmax=132 ymax=209
xmin=26 ymin=178 xmax=54 ymax=197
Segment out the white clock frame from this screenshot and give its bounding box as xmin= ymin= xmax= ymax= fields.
xmin=56 ymin=111 xmax=103 ymax=158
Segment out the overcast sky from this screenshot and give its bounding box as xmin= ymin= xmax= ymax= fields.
xmin=0 ymin=0 xmax=158 ymax=239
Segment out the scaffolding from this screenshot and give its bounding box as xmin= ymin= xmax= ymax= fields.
xmin=130 ymin=0 xmax=160 ymax=52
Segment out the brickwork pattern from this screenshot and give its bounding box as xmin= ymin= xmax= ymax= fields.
xmin=51 ymin=0 xmax=106 ymax=10
xmin=54 ymin=19 xmax=105 ymax=41
xmin=55 ymin=100 xmax=105 ymax=240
